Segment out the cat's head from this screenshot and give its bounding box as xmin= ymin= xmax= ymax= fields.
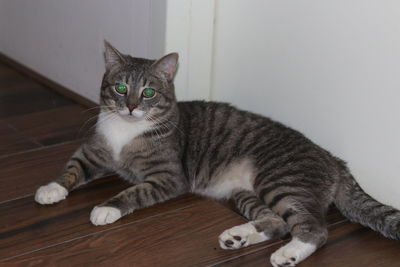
xmin=100 ymin=41 xmax=178 ymax=120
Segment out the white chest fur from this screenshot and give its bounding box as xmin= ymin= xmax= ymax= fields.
xmin=96 ymin=112 xmax=153 ymax=161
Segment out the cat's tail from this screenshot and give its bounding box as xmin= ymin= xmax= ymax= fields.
xmin=334 ymin=163 xmax=400 ymax=240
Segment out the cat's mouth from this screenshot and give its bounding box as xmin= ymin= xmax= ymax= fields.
xmin=118 ymin=108 xmax=146 ymax=119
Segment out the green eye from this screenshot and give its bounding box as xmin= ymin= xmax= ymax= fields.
xmin=115 ymin=82 xmax=127 ymax=94
xmin=142 ymin=87 xmax=156 ymax=98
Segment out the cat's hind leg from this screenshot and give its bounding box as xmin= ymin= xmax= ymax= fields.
xmin=219 ymin=190 xmax=289 ymax=250
xmin=268 ymin=199 xmax=328 ymax=267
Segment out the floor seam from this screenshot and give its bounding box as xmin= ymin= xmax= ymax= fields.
xmin=0 ymin=202 xmax=202 ymax=262
xmin=0 ymin=139 xmax=81 ymax=160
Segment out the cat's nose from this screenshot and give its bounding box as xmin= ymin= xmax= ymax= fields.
xmin=127 ymin=105 xmax=136 ymax=112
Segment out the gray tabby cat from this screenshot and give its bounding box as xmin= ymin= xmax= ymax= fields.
xmin=35 ymin=41 xmax=400 ymax=267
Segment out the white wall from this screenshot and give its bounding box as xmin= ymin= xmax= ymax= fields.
xmin=211 ymin=0 xmax=400 ymax=208
xmin=1 ymin=0 xmax=399 ymax=208
xmin=0 ymin=0 xmax=166 ymax=102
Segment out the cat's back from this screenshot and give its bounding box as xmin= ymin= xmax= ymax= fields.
xmin=176 ymin=101 xmax=331 ymax=180
xmin=177 ymin=100 xmax=284 ymax=140
xmin=177 ymin=100 xmax=294 ymax=165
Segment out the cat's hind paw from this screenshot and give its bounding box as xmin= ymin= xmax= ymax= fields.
xmin=219 ymin=223 xmax=269 ymax=250
xmin=270 ymin=238 xmax=317 ymax=267
xmin=90 ymin=206 xmax=121 ymax=226
xmin=35 ymin=182 xmax=68 ymax=204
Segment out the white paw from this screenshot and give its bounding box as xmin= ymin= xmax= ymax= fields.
xmin=271 ymin=248 xmax=297 ymax=267
xmin=90 ymin=206 xmax=121 ymax=226
xmin=270 ymin=238 xmax=316 ymax=267
xmin=35 ymin=182 xmax=68 ymax=204
xmin=219 ymin=223 xmax=269 ymax=250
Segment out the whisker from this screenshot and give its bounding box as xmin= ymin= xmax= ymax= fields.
xmin=81 ymin=105 xmax=115 ymax=114
xmin=146 ymin=114 xmax=168 ymax=142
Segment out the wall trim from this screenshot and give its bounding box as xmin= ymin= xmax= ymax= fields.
xmin=0 ymin=53 xmax=97 ymax=108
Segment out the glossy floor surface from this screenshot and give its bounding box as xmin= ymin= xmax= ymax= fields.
xmin=0 ymin=61 xmax=399 ymax=266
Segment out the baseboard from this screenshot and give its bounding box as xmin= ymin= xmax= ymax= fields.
xmin=0 ymin=53 xmax=97 ymax=108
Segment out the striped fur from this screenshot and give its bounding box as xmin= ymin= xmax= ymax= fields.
xmin=35 ymin=42 xmax=400 ymax=266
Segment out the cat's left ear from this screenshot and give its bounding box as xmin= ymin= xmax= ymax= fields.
xmin=151 ymin=53 xmax=179 ymax=81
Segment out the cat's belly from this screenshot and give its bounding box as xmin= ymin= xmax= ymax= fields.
xmin=194 ymin=158 xmax=256 ymax=199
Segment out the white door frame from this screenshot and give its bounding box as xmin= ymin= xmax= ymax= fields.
xmin=164 ymin=0 xmax=216 ymax=100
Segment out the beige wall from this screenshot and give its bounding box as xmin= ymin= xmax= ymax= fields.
xmin=0 ymin=0 xmax=166 ymax=102
xmin=210 ymin=0 xmax=400 ymax=208
xmin=1 ymin=0 xmax=399 ymax=208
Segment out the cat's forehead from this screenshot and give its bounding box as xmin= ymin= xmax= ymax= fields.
xmin=124 ymin=56 xmax=154 ymax=71
xmin=109 ymin=69 xmax=145 ymax=85
xmin=114 ymin=71 xmax=143 ymax=82
xmin=112 ymin=57 xmax=155 ymax=82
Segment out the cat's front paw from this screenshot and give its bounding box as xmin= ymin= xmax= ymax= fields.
xmin=90 ymin=206 xmax=121 ymax=226
xmin=35 ymin=182 xmax=68 ymax=204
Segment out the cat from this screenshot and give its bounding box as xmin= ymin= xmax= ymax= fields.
xmin=35 ymin=41 xmax=400 ymax=267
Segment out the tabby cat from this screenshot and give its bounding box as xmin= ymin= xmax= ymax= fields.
xmin=35 ymin=41 xmax=400 ymax=267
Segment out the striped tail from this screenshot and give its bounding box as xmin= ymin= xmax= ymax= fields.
xmin=334 ymin=172 xmax=400 ymax=240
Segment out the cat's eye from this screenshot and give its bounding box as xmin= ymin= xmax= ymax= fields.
xmin=142 ymin=87 xmax=156 ymax=98
xmin=115 ymin=82 xmax=128 ymax=95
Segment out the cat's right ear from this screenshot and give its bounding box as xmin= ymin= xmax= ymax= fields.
xmin=150 ymin=53 xmax=179 ymax=81
xmin=104 ymin=40 xmax=126 ymax=70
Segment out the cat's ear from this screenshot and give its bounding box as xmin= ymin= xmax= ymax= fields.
xmin=103 ymin=40 xmax=126 ymax=70
xmin=151 ymin=53 xmax=179 ymax=81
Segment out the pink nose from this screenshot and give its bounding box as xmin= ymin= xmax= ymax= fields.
xmin=127 ymin=105 xmax=136 ymax=112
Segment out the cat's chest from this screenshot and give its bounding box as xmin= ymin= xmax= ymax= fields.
xmin=96 ymin=113 xmax=153 ymax=161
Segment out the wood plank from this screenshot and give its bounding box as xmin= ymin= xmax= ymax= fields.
xmin=0 ymin=61 xmax=24 ymax=76
xmin=0 ymin=66 xmax=24 ymax=83
xmin=0 ymin=61 xmax=9 ymax=68
xmin=4 ymin=105 xmax=98 ymax=146
xmin=0 ymin=53 xmax=97 ymax=109
xmin=0 ymin=122 xmax=40 ymax=156
xmin=214 ymin=221 xmax=400 ymax=267
xmin=0 ymin=141 xmax=81 ymax=202
xmin=0 ymin=177 xmax=200 ymax=260
xmin=0 ymin=200 xmax=259 ymax=266
xmin=301 ymin=223 xmax=400 ymax=267
xmin=0 ymin=64 xmax=73 ymax=118
xmin=0 ymin=85 xmax=73 ymax=119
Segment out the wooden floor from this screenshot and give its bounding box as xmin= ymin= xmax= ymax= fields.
xmin=0 ymin=59 xmax=399 ymax=267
